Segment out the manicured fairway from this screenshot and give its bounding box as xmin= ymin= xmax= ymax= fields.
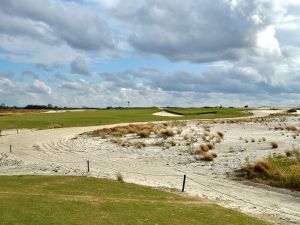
xmin=0 ymin=176 xmax=268 ymax=225
xmin=0 ymin=108 xmax=252 ymax=129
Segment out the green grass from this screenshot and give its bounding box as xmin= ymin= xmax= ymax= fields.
xmin=0 ymin=107 xmax=252 ymax=129
xmin=0 ymin=176 xmax=268 ymax=225
xmin=165 ymin=107 xmax=252 ymax=118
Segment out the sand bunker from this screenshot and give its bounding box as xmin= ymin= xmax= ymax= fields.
xmin=43 ymin=109 xmax=91 ymax=114
xmin=153 ymin=111 xmax=184 ymax=117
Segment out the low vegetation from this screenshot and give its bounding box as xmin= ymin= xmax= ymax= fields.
xmin=0 ymin=107 xmax=252 ymax=130
xmin=240 ymin=151 xmax=300 ymax=191
xmin=270 ymin=141 xmax=278 ymax=149
xmin=88 ymin=123 xmax=155 ymax=138
xmin=0 ymin=176 xmax=268 ymax=225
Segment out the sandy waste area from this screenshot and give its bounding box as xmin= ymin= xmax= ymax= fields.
xmin=0 ymin=110 xmax=299 ymax=224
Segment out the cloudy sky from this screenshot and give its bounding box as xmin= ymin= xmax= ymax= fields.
xmin=0 ymin=0 xmax=300 ymax=107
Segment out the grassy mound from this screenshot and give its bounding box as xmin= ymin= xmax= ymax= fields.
xmin=0 ymin=176 xmax=268 ymax=225
xmin=240 ymin=151 xmax=300 ymax=191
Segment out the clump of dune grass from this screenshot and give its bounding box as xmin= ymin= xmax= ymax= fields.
xmin=286 ymin=125 xmax=299 ymax=132
xmin=200 ymin=153 xmax=214 ymax=161
xmin=134 ymin=141 xmax=146 ymax=149
xmin=240 ymin=153 xmax=300 ymax=191
xmin=168 ymin=140 xmax=176 ymax=146
xmin=200 ymin=144 xmax=209 ymax=152
xmin=206 ymin=143 xmax=214 ymax=150
xmin=49 ymin=123 xmax=63 ymax=129
xmin=270 ymin=141 xmax=278 ymax=149
xmin=262 ymin=137 xmax=266 ymax=142
xmin=159 ymin=129 xmax=175 ymax=138
xmin=216 ymin=131 xmax=224 ymax=139
xmin=88 ymin=123 xmax=155 ymax=138
xmin=116 ymin=172 xmax=124 ymax=182
xmin=137 ymin=129 xmax=152 ymax=138
xmin=210 ymin=152 xmax=217 ymax=158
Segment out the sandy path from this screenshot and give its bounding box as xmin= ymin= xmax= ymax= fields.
xmin=0 ymin=110 xmax=299 ymax=224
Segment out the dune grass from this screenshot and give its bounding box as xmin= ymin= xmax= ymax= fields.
xmin=0 ymin=107 xmax=251 ymax=130
xmin=0 ymin=176 xmax=268 ymax=225
xmin=241 ymin=152 xmax=300 ymax=191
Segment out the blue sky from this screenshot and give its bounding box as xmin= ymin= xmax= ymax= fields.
xmin=0 ymin=0 xmax=300 ymax=107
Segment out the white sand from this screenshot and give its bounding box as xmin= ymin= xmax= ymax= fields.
xmin=153 ymin=111 xmax=184 ymax=117
xmin=0 ymin=110 xmax=299 ymax=224
xmin=43 ymin=109 xmax=92 ymax=114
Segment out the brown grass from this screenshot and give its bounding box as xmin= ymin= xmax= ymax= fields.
xmin=210 ymin=152 xmax=217 ymax=158
xmin=159 ymin=129 xmax=175 ymax=138
xmin=270 ymin=141 xmax=278 ymax=149
xmin=0 ymin=109 xmax=47 ymax=116
xmin=48 ymin=123 xmax=63 ymax=129
xmin=116 ymin=172 xmax=124 ymax=182
xmin=240 ymin=154 xmax=300 ymax=191
xmin=286 ymin=125 xmax=299 ymax=132
xmin=216 ymin=131 xmax=224 ymax=139
xmin=89 ymin=123 xmax=155 ymax=138
xmin=137 ymin=129 xmax=152 ymax=138
xmin=200 ymin=144 xmax=210 ymax=152
xmin=206 ymin=143 xmax=215 ymax=150
xmin=134 ymin=141 xmax=146 ymax=149
xmin=201 ymin=153 xmax=214 ymax=161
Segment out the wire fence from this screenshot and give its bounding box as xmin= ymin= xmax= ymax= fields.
xmin=2 ymin=144 xmax=300 ymax=221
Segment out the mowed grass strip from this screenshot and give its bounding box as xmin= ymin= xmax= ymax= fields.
xmin=0 ymin=176 xmax=269 ymax=225
xmin=0 ymin=108 xmax=251 ymax=129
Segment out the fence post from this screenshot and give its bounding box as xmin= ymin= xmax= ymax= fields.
xmin=10 ymin=145 xmax=12 ymax=153
xmin=182 ymin=174 xmax=186 ymax=192
xmin=87 ymin=160 xmax=90 ymax=173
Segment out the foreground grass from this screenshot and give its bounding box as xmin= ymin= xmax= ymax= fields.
xmin=0 ymin=107 xmax=251 ymax=129
xmin=0 ymin=176 xmax=268 ymax=225
xmin=240 ymin=151 xmax=300 ymax=191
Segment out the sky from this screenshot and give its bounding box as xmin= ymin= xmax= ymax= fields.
xmin=0 ymin=0 xmax=300 ymax=108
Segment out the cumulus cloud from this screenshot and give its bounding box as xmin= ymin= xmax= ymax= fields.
xmin=0 ymin=0 xmax=300 ymax=107
xmin=109 ymin=0 xmax=286 ymax=63
xmin=0 ymin=0 xmax=114 ymax=64
xmin=70 ymin=56 xmax=91 ymax=76
xmin=30 ymin=80 xmax=52 ymax=95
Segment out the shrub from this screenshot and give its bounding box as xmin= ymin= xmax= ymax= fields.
xmin=201 ymin=153 xmax=214 ymax=161
xmin=89 ymin=124 xmax=156 ymax=138
xmin=159 ymin=129 xmax=175 ymax=138
xmin=210 ymin=152 xmax=217 ymax=158
xmin=270 ymin=141 xmax=278 ymax=149
xmin=216 ymin=131 xmax=224 ymax=139
xmin=137 ymin=129 xmax=151 ymax=138
xmin=200 ymin=144 xmax=209 ymax=152
xmin=206 ymin=143 xmax=214 ymax=150
xmin=49 ymin=123 xmax=63 ymax=129
xmin=116 ymin=172 xmax=124 ymax=182
xmin=135 ymin=141 xmax=146 ymax=149
xmin=240 ymin=154 xmax=300 ymax=190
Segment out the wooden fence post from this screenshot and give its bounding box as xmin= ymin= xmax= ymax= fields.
xmin=182 ymin=175 xmax=186 ymax=192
